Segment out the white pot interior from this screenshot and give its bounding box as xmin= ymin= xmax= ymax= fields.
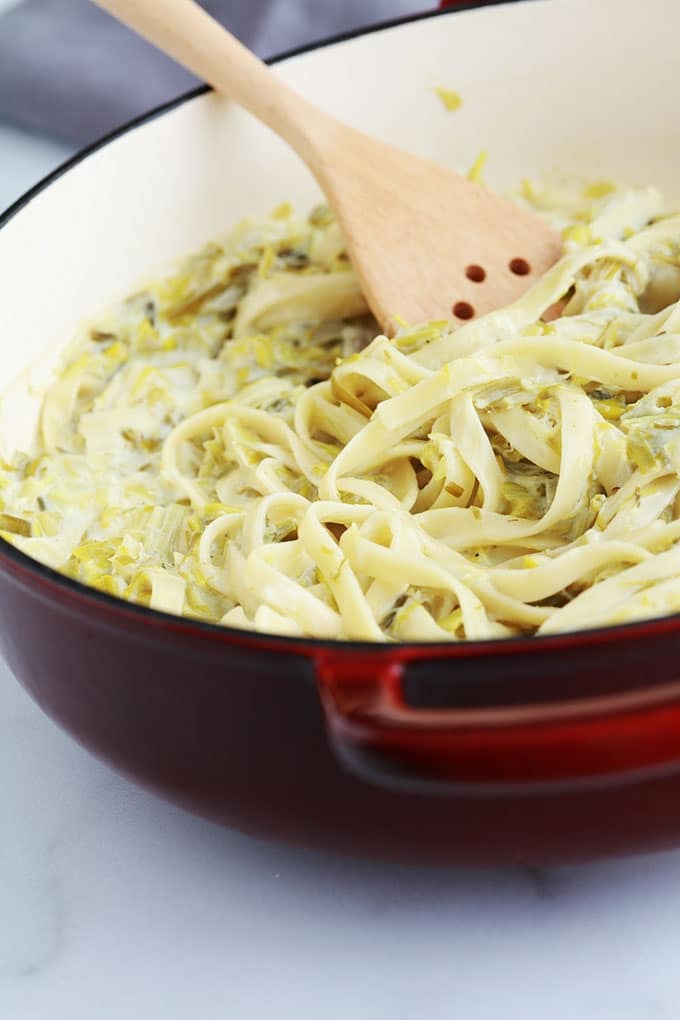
xmin=0 ymin=0 xmax=678 ymax=457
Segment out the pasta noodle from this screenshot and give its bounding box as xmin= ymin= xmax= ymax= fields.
xmin=3 ymin=178 xmax=680 ymax=641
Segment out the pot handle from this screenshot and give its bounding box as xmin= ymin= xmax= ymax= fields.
xmin=315 ymin=654 xmax=680 ymax=793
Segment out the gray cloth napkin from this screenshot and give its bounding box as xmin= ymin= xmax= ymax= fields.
xmin=0 ymin=0 xmax=430 ymax=146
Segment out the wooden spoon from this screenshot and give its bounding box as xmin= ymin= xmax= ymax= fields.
xmin=93 ymin=0 xmax=562 ymax=334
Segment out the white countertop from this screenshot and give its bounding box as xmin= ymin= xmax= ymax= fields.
xmin=3 ymin=123 xmax=680 ymax=1020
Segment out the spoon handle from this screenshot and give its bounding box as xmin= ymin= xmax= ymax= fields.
xmin=92 ymin=0 xmax=325 ymax=162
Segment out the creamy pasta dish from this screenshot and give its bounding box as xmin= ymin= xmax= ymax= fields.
xmin=2 ymin=178 xmax=680 ymax=641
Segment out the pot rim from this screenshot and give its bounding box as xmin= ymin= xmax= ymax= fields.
xmin=1 ymin=0 xmax=678 ymax=663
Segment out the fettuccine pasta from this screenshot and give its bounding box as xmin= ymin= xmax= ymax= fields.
xmin=3 ymin=179 xmax=680 ymax=641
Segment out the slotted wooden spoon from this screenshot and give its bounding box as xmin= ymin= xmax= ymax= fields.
xmin=93 ymin=0 xmax=562 ymax=334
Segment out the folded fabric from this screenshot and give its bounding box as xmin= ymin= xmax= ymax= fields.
xmin=0 ymin=0 xmax=430 ymax=146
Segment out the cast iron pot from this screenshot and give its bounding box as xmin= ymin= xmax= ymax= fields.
xmin=1 ymin=0 xmax=680 ymax=864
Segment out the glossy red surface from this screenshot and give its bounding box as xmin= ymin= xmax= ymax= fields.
xmin=3 ymin=1 xmax=680 ymax=864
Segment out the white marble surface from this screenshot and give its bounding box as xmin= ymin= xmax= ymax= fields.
xmin=4 ymin=124 xmax=680 ymax=1020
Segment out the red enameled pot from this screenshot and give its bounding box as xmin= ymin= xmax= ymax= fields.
xmin=1 ymin=0 xmax=680 ymax=865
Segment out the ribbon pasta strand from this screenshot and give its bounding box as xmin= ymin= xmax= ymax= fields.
xmin=4 ymin=181 xmax=680 ymax=640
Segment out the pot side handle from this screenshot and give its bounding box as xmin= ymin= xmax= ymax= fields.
xmin=315 ymin=653 xmax=680 ymax=793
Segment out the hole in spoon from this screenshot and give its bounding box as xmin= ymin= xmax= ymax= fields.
xmin=453 ymin=301 xmax=475 ymax=320
xmin=509 ymin=257 xmax=531 ymax=276
xmin=465 ymin=264 xmax=486 ymax=283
